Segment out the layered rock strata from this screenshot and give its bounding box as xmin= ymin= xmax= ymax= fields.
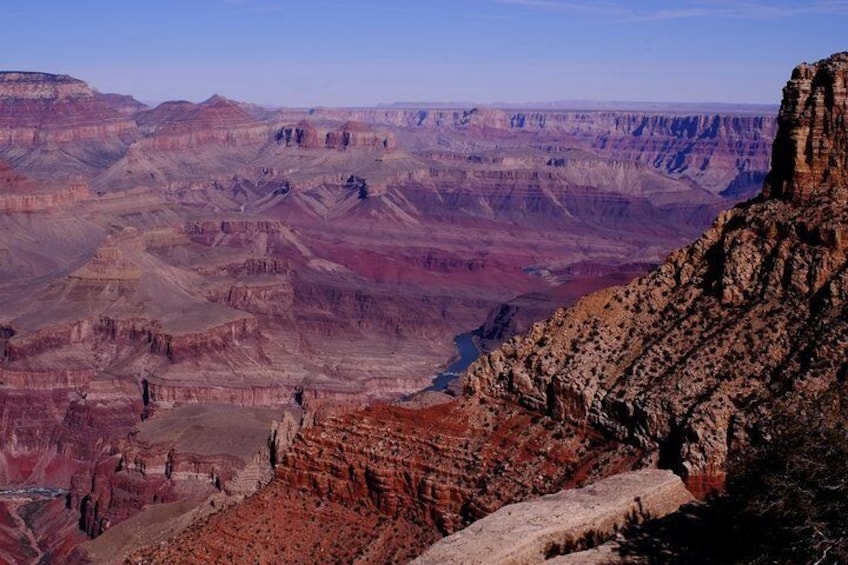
xmin=0 ymin=68 xmax=780 ymax=560
xmin=0 ymin=72 xmax=137 ymax=176
xmin=126 ymin=53 xmax=845 ymax=563
xmin=132 ymin=398 xmax=643 ymax=563
xmin=467 ymin=52 xmax=848 ymax=491
xmin=284 ymin=107 xmax=775 ymax=197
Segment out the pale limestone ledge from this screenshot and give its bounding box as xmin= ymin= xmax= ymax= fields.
xmin=411 ymin=469 xmax=693 ymax=565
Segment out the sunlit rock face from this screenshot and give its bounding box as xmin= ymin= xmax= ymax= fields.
xmin=0 ymin=69 xmax=779 ymax=560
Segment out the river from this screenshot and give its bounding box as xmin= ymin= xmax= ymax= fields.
xmin=0 ymin=487 xmax=67 ymax=500
xmin=425 ymin=330 xmax=482 ymax=392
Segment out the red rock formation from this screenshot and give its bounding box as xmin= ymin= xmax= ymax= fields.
xmin=0 ymin=160 xmax=91 ymax=212
xmin=133 ymin=398 xmax=642 ymax=563
xmin=69 ymin=404 xmax=299 ymax=540
xmin=274 ymin=119 xmax=323 ymax=148
xmin=127 ymin=53 xmax=846 ymax=563
xmin=139 ymin=95 xmax=270 ymax=151
xmin=0 ymin=497 xmax=86 ymax=565
xmin=466 ymin=52 xmax=848 ymax=488
xmin=0 ymin=72 xmax=136 ymax=150
xmin=325 ymin=121 xmax=395 ymax=150
xmin=0 ymin=68 xmax=779 ymax=561
xmin=764 ymin=52 xmax=848 ymax=203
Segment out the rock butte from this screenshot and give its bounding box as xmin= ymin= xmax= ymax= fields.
xmin=0 ymin=65 xmax=778 ymax=561
xmin=128 ymin=53 xmax=848 ymax=564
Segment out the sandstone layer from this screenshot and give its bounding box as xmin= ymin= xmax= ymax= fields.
xmin=131 ymin=397 xmax=643 ymax=564
xmin=466 ymin=53 xmax=848 ymax=491
xmin=0 ymin=69 xmax=777 ymax=557
xmin=126 ymin=53 xmax=846 ymax=564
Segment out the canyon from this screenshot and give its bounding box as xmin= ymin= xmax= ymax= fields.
xmin=0 ymin=69 xmax=778 ymax=562
xmin=127 ymin=52 xmax=848 ymax=564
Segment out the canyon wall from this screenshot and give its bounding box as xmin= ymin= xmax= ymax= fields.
xmin=126 ymin=53 xmax=848 ymax=564
xmin=466 ymin=52 xmax=848 ymax=491
xmin=0 ymin=69 xmax=780 ymax=560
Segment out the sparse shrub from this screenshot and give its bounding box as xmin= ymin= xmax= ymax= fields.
xmin=720 ymin=393 xmax=848 ymax=564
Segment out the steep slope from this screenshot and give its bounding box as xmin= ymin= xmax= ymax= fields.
xmin=0 ymin=71 xmax=778 ymax=559
xmin=135 ymin=52 xmax=847 ymax=564
xmin=467 ymin=52 xmax=848 ymax=492
xmin=131 ymin=398 xmax=642 ymax=564
xmin=0 ymin=72 xmax=136 ymax=179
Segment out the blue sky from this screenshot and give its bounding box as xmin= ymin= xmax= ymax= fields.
xmin=3 ymin=0 xmax=846 ymax=106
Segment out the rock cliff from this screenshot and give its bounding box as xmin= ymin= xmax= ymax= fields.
xmin=0 ymin=72 xmax=136 ymax=176
xmin=0 ymin=68 xmax=781 ymax=561
xmin=127 ymin=53 xmax=845 ymax=564
xmin=0 ymin=161 xmax=90 ymax=212
xmin=291 ymin=106 xmax=775 ymax=197
xmin=467 ymin=52 xmax=848 ymax=491
xmin=133 ymin=398 xmax=643 ymax=563
xmin=137 ymin=95 xmax=270 ymax=151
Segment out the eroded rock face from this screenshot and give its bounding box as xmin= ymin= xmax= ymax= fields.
xmin=69 ymin=404 xmax=301 ymax=539
xmin=764 ymin=52 xmax=848 ymax=203
xmin=291 ymin=107 xmax=776 ymax=197
xmin=325 ymin=121 xmax=394 ymax=150
xmin=467 ymin=52 xmax=848 ymax=490
xmin=0 ymin=68 xmax=778 ymax=559
xmin=131 ymin=397 xmax=644 ymax=563
xmin=137 ymin=95 xmax=270 ymax=151
xmin=0 ymin=72 xmax=137 ymax=170
xmin=0 ymin=72 xmax=93 ymax=100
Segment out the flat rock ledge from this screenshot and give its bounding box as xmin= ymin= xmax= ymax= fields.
xmin=411 ymin=469 xmax=693 ymax=565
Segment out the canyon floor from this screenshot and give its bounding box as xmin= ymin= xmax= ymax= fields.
xmin=131 ymin=52 xmax=848 ymax=564
xmin=0 ymin=70 xmax=778 ymax=562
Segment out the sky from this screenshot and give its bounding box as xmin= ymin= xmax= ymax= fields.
xmin=3 ymin=0 xmax=847 ymax=107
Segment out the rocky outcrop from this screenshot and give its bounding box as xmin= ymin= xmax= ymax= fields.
xmin=0 ymin=72 xmax=92 ymax=100
xmin=764 ymin=52 xmax=848 ymax=203
xmin=466 ymin=52 xmax=848 ymax=491
xmin=0 ymin=374 xmax=142 ymax=487
xmin=138 ymin=95 xmax=270 ymax=151
xmin=411 ymin=469 xmax=693 ymax=565
xmin=0 ymin=72 xmax=136 ymax=148
xmin=0 ymin=496 xmax=86 ymax=565
xmin=69 ymin=404 xmax=300 ymax=538
xmin=132 ymin=397 xmax=643 ymax=563
xmin=274 ymin=119 xmax=394 ymax=151
xmin=4 ymin=316 xmax=257 ymax=363
xmin=0 ymin=182 xmax=89 ymax=213
xmin=325 ymin=121 xmax=395 ymax=150
xmin=0 ymin=161 xmax=90 ymax=212
xmin=274 ymin=119 xmax=323 ymax=148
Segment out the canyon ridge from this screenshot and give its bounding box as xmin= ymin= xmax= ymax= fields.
xmin=0 ymin=69 xmax=779 ymax=563
xmin=129 ymin=52 xmax=848 ymax=564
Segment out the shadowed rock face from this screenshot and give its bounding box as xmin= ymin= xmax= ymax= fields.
xmin=764 ymin=52 xmax=848 ymax=203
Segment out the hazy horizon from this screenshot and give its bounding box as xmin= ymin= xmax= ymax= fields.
xmin=7 ymin=1 xmax=847 ymax=107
